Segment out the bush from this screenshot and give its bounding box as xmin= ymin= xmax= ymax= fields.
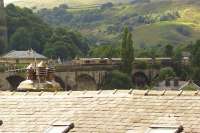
xmin=102 ymin=70 xmax=132 ymax=89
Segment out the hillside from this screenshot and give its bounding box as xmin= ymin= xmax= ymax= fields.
xmin=6 ymin=0 xmax=200 ymax=48
xmin=35 ymin=0 xmax=200 ymax=48
xmin=5 ymin=0 xmax=131 ymax=9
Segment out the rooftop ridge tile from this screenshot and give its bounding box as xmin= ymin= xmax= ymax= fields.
xmin=0 ymin=90 xmax=200 ymax=97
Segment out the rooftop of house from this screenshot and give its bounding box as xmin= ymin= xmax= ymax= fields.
xmin=0 ymin=90 xmax=200 ymax=133
xmin=1 ymin=50 xmax=47 ymax=59
xmin=155 ymin=80 xmax=188 ymax=90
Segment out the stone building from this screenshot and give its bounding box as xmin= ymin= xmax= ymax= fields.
xmin=0 ymin=0 xmax=7 ymax=54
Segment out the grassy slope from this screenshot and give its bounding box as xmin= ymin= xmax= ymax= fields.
xmin=131 ymin=2 xmax=200 ymax=47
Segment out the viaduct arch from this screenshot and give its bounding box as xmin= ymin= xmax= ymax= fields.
xmin=132 ymin=72 xmax=149 ymax=87
xmin=6 ymin=75 xmax=25 ymax=89
xmin=76 ymin=74 xmax=97 ymax=91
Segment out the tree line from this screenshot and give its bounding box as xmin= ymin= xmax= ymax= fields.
xmin=4 ymin=4 xmax=90 ymax=60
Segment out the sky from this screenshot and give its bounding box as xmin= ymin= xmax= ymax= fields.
xmin=4 ymin=0 xmax=19 ymax=5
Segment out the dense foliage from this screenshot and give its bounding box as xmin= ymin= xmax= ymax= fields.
xmin=89 ymin=44 xmax=120 ymax=58
xmin=5 ymin=4 xmax=90 ymax=59
xmin=44 ymin=28 xmax=89 ymax=59
xmin=102 ymin=70 xmax=132 ymax=89
xmin=6 ymin=4 xmax=51 ymax=53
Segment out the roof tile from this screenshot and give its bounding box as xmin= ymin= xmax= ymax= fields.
xmin=0 ymin=90 xmax=200 ymax=132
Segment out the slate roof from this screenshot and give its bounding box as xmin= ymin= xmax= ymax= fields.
xmin=1 ymin=50 xmax=47 ymax=59
xmin=0 ymin=90 xmax=200 ymax=133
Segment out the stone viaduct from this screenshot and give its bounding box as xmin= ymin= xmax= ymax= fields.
xmin=0 ymin=63 xmax=161 ymax=91
xmin=51 ymin=57 xmax=174 ymax=90
xmin=55 ymin=64 xmax=119 ymax=90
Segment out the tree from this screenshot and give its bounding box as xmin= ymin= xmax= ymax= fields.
xmin=164 ymin=44 xmax=174 ymax=57
xmin=191 ymin=40 xmax=200 ymax=67
xmin=6 ymin=4 xmax=90 ymax=59
xmin=159 ymin=67 xmax=176 ymax=80
xmin=44 ymin=28 xmax=89 ymax=60
xmin=121 ymin=27 xmax=134 ymax=74
xmin=89 ymin=45 xmax=120 ymax=58
xmin=6 ymin=4 xmax=52 ymax=53
xmin=9 ymin=27 xmax=32 ymax=50
xmin=191 ymin=40 xmax=200 ymax=83
xmin=44 ymin=41 xmax=69 ymax=59
xmin=127 ymin=33 xmax=134 ymax=70
xmin=173 ymin=48 xmax=182 ymax=77
xmin=102 ymin=70 xmax=132 ymax=89
xmin=121 ymin=27 xmax=128 ymax=62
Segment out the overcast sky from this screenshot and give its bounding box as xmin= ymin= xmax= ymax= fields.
xmin=4 ymin=0 xmax=16 ymax=5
